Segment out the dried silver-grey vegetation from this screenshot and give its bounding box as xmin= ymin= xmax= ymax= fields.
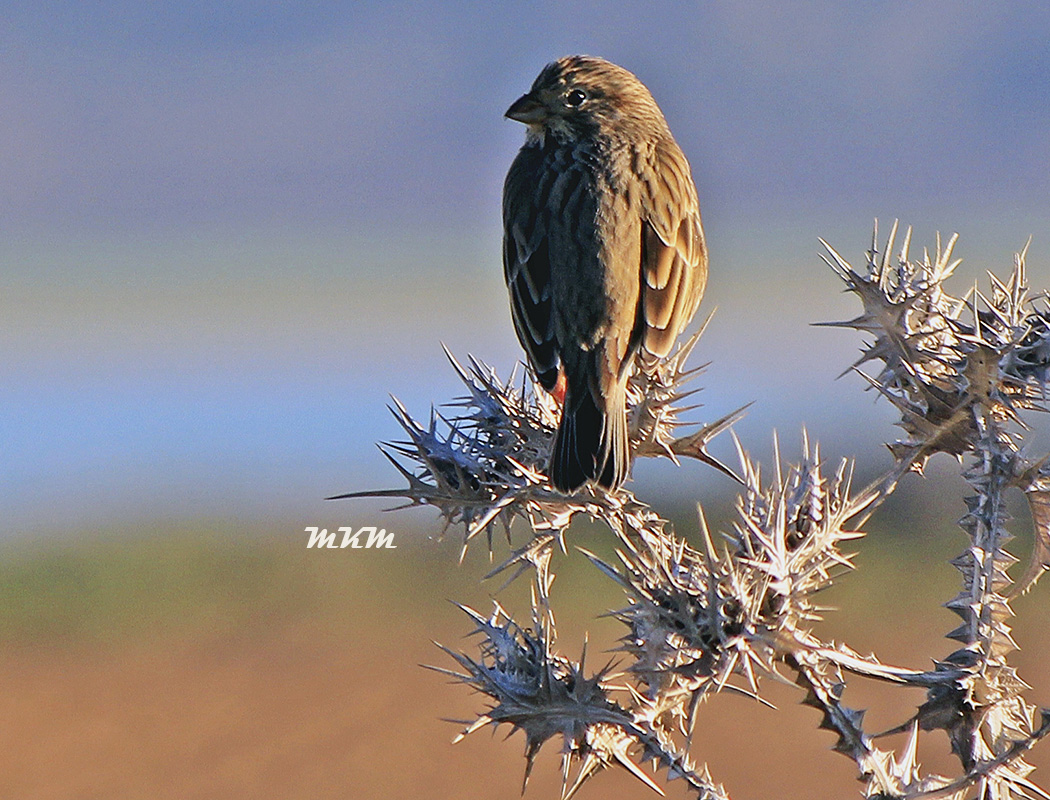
xmin=341 ymin=222 xmax=1050 ymax=799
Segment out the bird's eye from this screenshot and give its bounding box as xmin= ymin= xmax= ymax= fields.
xmin=565 ymin=89 xmax=587 ymax=107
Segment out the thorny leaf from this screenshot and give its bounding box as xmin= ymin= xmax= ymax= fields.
xmin=429 ymin=603 xmax=729 ymax=799
xmin=332 ymin=332 xmax=742 ymax=557
xmin=824 ymin=222 xmax=1050 ymax=798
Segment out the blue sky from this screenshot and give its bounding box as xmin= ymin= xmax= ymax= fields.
xmin=4 ymin=2 xmax=1050 ymax=534
xmin=4 ymin=1 xmax=1049 ymax=236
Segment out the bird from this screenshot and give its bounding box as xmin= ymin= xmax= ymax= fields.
xmin=502 ymin=55 xmax=707 ymax=492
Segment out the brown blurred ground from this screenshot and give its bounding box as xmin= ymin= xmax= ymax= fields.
xmin=0 ymin=520 xmax=1048 ymax=800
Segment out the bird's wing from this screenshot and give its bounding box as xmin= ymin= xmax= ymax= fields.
xmin=640 ymin=143 xmax=708 ymax=358
xmin=503 ymin=148 xmax=559 ymax=390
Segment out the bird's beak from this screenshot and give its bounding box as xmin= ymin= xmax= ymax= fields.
xmin=505 ymin=93 xmax=547 ymax=124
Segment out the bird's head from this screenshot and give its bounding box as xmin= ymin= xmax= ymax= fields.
xmin=506 ymin=55 xmax=667 ymax=144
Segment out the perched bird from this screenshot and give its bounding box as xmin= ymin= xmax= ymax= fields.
xmin=502 ymin=55 xmax=707 ymax=492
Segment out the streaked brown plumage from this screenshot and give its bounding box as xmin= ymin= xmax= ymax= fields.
xmin=503 ymin=55 xmax=707 ymax=492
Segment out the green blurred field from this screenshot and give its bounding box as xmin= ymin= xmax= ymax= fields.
xmin=2 ymin=511 xmax=1049 ymax=799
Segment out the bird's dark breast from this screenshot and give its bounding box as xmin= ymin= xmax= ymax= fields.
xmin=533 ymin=140 xmax=632 ymax=353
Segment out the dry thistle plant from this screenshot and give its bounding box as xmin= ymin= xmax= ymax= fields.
xmin=339 ymin=221 xmax=1050 ymax=799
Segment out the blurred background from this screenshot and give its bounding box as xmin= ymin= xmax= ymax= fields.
xmin=3 ymin=1 xmax=1050 ymax=797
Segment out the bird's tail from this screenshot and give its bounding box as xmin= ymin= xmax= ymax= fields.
xmin=550 ymin=380 xmax=629 ymax=492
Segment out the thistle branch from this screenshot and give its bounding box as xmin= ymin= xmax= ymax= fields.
xmin=345 ymin=221 xmax=1050 ymax=799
